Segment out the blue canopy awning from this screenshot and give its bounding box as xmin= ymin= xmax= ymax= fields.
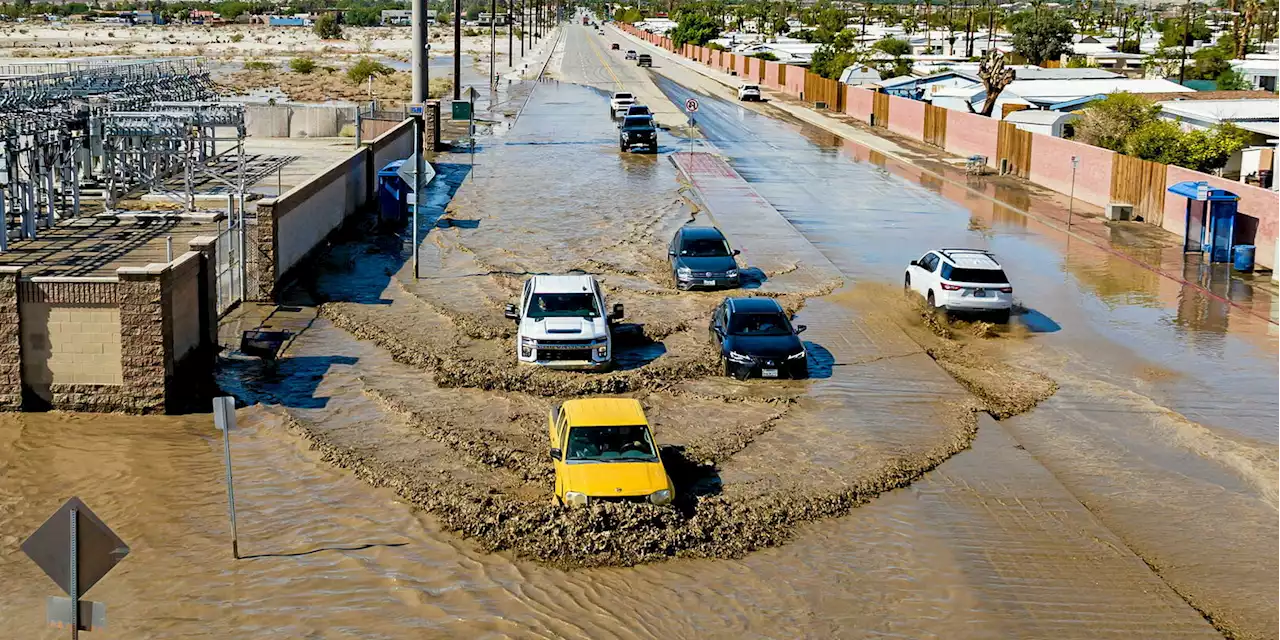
xmin=1166 ymin=180 xmax=1239 ymax=202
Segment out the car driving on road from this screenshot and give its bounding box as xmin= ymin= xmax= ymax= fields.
xmin=610 ymin=42 xmax=620 ymax=50
xmin=623 ymin=104 xmax=651 ymax=118
xmin=709 ymin=297 xmax=808 ymax=380
xmin=548 ymin=398 xmax=675 ymax=508
xmin=668 ymin=226 xmax=741 ymax=290
xmin=609 ymin=91 xmax=635 ymax=119
xmin=624 ymin=50 xmax=638 ymax=60
xmin=504 ymin=274 xmax=625 ymax=371
xmin=618 ymin=115 xmax=658 ymax=153
xmin=904 ymin=248 xmax=1014 ymax=322
xmin=637 ymin=53 xmax=652 ymax=67
xmin=738 ymin=84 xmax=762 ymax=101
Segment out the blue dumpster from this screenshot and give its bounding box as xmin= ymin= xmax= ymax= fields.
xmin=1232 ymin=245 xmax=1255 ymax=272
xmin=377 ymin=159 xmax=409 ymax=222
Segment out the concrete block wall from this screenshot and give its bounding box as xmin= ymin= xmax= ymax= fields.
xmin=246 ymin=104 xmax=358 ymax=138
xmin=252 ymin=118 xmax=416 ymax=301
xmin=845 ymin=86 xmax=873 ymax=121
xmin=1029 ymin=135 xmax=1115 ymax=209
xmin=0 ymin=249 xmax=218 ymax=414
xmin=944 ymin=110 xmax=999 ymax=167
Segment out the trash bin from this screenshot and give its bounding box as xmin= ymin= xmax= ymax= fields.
xmin=376 ymin=159 xmax=409 ymax=222
xmin=1232 ymin=244 xmax=1255 ymax=272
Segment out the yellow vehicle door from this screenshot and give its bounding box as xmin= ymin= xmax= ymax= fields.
xmin=550 ymin=406 xmax=569 ymax=497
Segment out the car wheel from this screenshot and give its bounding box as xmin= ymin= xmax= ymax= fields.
xmin=794 ymin=364 xmax=810 ymax=380
xmin=992 ymin=309 xmax=1011 ymax=324
xmin=926 ymin=291 xmax=936 ymax=309
xmin=903 ymin=273 xmax=911 ymax=293
xmin=648 ymin=143 xmax=657 ymax=153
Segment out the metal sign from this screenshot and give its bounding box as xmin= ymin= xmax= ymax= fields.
xmin=213 ymin=395 xmax=236 ymax=431
xmin=684 ymin=98 xmax=699 ymax=113
xmin=407 ymin=103 xmax=425 ymax=116
xmin=22 ymin=497 xmax=129 ymax=597
xmin=397 ymin=153 xmax=436 ymax=191
xmin=47 ymin=597 xmax=106 ymax=632
xmin=451 ymin=100 xmax=473 ymax=121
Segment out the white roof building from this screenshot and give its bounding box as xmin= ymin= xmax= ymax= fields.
xmin=1156 ymin=99 xmax=1280 ymax=138
xmin=1232 ymin=54 xmax=1278 ymax=92
xmin=1004 ymin=109 xmax=1081 ymax=137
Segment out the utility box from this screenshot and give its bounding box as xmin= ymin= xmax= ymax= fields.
xmin=451 ymin=100 xmax=472 ymax=121
xmin=1105 ymin=203 xmax=1133 ymax=221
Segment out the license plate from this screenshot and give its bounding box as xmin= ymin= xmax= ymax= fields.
xmin=702 ymin=279 xmax=716 ymax=286
xmin=973 ymin=289 xmax=987 ymax=297
xmin=761 ymin=369 xmax=778 ymax=378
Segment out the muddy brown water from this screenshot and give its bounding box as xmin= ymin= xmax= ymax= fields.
xmin=0 ymin=37 xmax=1262 ymax=638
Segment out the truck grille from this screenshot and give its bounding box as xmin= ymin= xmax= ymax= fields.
xmin=535 ymin=339 xmax=597 ymax=348
xmin=538 ymin=348 xmax=592 ymax=361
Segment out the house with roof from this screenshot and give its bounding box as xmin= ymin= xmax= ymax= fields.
xmin=1231 ymin=54 xmax=1278 ymax=92
xmin=874 ymin=70 xmax=982 ymax=100
xmin=1004 ymin=109 xmax=1080 ymax=137
xmin=838 ymin=65 xmax=881 ymax=86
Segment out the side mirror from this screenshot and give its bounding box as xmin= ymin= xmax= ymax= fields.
xmin=611 ymin=303 xmax=625 ymax=321
xmin=909 ymin=260 xmax=919 ymax=267
xmin=732 ymin=249 xmax=741 ymax=256
xmin=795 ymin=324 xmax=807 ymax=334
xmin=549 ymin=448 xmax=562 ymax=460
xmin=504 ymin=303 xmax=519 ymax=320
xmin=668 ymin=249 xmax=676 ymax=256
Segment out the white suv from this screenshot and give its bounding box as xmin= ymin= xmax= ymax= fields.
xmin=738 ymin=84 xmax=761 ymax=101
xmin=904 ymin=249 xmax=1013 ymax=322
xmin=504 ymin=275 xmax=624 ymax=371
xmin=609 ymin=92 xmax=635 ymax=119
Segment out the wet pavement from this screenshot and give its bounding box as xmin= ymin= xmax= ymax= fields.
xmin=0 ymin=21 xmax=1274 ymax=640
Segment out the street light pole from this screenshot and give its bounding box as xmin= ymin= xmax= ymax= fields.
xmin=1068 ymin=155 xmax=1079 ymax=227
xmin=490 ymin=0 xmax=497 ymax=107
xmin=453 ymin=0 xmax=462 ymax=100
xmin=412 ymin=0 xmax=427 ymax=102
xmin=508 ymin=0 xmax=513 ymax=67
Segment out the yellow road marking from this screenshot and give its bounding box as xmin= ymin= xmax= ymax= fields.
xmin=582 ymin=28 xmax=623 ymax=89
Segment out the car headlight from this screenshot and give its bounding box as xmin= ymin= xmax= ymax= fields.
xmin=728 ymin=350 xmax=754 ymax=364
xmin=596 ymin=344 xmax=608 ymax=358
xmin=725 ymin=269 xmax=738 ymax=278
xmin=648 ymin=489 xmax=673 ymax=506
xmin=676 ymin=266 xmax=691 ymax=278
xmin=787 ymin=348 xmax=806 ymax=360
xmin=622 ymin=132 xmax=629 ymax=139
xmin=564 ymin=491 xmax=589 ymax=507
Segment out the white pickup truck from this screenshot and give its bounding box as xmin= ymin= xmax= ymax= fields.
xmin=609 ymin=92 xmax=636 ymax=119
xmin=504 ymin=274 xmax=624 ymax=371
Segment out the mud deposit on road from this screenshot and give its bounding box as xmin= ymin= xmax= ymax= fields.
xmin=240 ymin=84 xmax=1052 ymax=567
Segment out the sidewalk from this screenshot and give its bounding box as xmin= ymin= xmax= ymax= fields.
xmin=612 ymin=26 xmax=1279 ymax=324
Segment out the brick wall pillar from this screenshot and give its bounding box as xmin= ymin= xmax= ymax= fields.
xmin=424 ymin=100 xmax=442 ymax=152
xmin=188 ymin=236 xmax=219 ymax=346
xmin=250 ymin=200 xmax=278 ymax=302
xmin=116 ymin=265 xmax=169 ymax=413
xmin=0 ymin=267 xmax=22 ymax=410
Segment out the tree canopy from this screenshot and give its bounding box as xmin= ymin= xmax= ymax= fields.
xmin=1007 ymin=10 xmax=1074 ymax=65
xmin=669 ymin=10 xmax=722 ymax=48
xmin=1072 ymin=93 xmax=1252 ymax=173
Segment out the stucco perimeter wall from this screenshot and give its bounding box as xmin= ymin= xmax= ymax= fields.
xmin=944 ymin=109 xmax=999 ymax=166
xmin=245 ymin=104 xmax=358 ymax=138
xmin=275 ymin=150 xmax=367 ymax=277
xmin=886 ymin=95 xmax=925 ymax=139
xmin=845 ymin=87 xmax=873 ymax=122
xmin=369 ymin=118 xmax=415 ymax=175
xmin=1029 ymin=135 xmax=1115 ymax=209
xmin=763 ymin=61 xmax=783 ymax=89
xmin=1163 ymin=165 xmax=1279 ymax=269
xmin=784 ymin=66 xmax=805 ymax=97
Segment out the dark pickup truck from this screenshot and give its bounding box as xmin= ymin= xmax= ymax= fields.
xmin=618 ymin=115 xmax=657 ymax=153
xmin=637 ymin=53 xmax=652 ymax=67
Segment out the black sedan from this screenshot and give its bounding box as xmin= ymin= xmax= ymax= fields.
xmin=709 ymin=297 xmax=808 ymax=380
xmin=669 ymin=226 xmax=740 ymax=290
xmin=619 ymin=115 xmax=657 ymax=153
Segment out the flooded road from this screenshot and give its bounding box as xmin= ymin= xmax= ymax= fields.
xmin=0 ymin=23 xmax=1271 ymax=640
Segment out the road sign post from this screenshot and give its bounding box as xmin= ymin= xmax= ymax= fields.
xmin=212 ymin=396 xmax=239 ymax=559
xmin=684 ymin=98 xmax=699 ymax=154
xmin=22 ymin=497 xmax=130 ymax=637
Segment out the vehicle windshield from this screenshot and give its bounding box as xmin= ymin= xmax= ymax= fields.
xmin=943 ymin=265 xmax=1009 ymax=284
xmin=728 ymin=312 xmax=792 ymax=336
xmin=742 ymin=85 xmax=759 ymax=90
xmin=622 ymin=117 xmax=653 ymax=130
xmin=613 ymin=92 xmax=633 ymax=100
xmin=527 ymin=292 xmax=600 ymax=318
xmin=565 ymin=425 xmax=657 ymax=461
xmin=680 ymin=237 xmax=731 ymax=257
xmin=627 ymin=106 xmax=650 ymax=114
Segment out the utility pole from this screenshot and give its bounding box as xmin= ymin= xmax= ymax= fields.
xmin=491 ymin=0 xmax=497 ymax=107
xmin=1178 ymin=0 xmax=1190 ymax=85
xmin=521 ymin=0 xmax=527 ymax=56
xmin=453 ymin=0 xmax=462 ymax=100
xmin=412 ymin=0 xmax=428 ymax=102
xmin=965 ymin=0 xmax=974 ymax=57
xmin=508 ymin=0 xmax=513 ymax=66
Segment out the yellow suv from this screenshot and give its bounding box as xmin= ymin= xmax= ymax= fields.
xmin=548 ymin=398 xmax=675 ymax=507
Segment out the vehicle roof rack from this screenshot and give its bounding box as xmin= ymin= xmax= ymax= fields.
xmin=936 ymin=248 xmax=994 ymax=262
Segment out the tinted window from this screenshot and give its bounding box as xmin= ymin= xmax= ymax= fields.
xmin=941 ymin=264 xmax=1008 ymax=284
xmin=565 ymin=426 xmax=657 ymax=461
xmin=728 ymin=311 xmax=792 ymax=336
xmin=527 ymin=292 xmax=600 ymax=318
xmin=622 ymin=117 xmax=654 ymax=130
xmin=614 ymin=93 xmax=633 ymax=99
xmin=680 ymin=236 xmax=730 ymax=257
